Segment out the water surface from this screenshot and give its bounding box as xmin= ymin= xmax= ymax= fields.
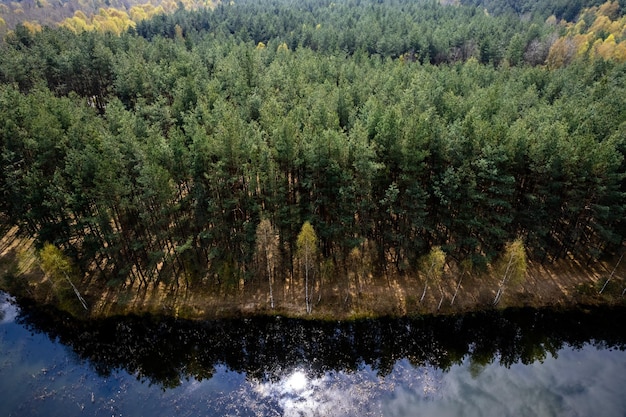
xmin=1 ymin=292 xmax=625 ymax=416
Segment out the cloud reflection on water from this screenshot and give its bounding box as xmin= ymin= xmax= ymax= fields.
xmin=0 ymin=293 xmax=18 ymax=324
xmin=204 ymin=346 xmax=626 ymax=417
xmin=3 ymin=293 xmax=626 ymax=417
xmin=382 ymin=345 xmax=626 ymax=417
xmin=233 ymin=361 xmax=443 ymax=417
xmin=242 ymin=366 xmax=382 ymax=416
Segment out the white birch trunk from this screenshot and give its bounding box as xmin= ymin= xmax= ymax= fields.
xmin=63 ymin=272 xmax=88 ymax=311
xmin=450 ymin=272 xmax=464 ymax=306
xmin=599 ymin=252 xmax=624 ymax=294
xmin=493 ymin=252 xmax=515 ymax=306
xmin=305 ymin=246 xmax=310 ymax=314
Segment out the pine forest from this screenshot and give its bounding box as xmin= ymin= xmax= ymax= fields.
xmin=2 ymin=0 xmax=626 ymax=315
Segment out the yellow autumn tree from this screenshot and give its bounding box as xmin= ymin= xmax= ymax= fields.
xmin=297 ymin=221 xmax=318 ymax=314
xmin=597 ymin=1 xmax=620 ymax=19
xmin=61 ymin=11 xmax=94 ymax=33
xmin=595 ymin=34 xmax=617 ymax=60
xmin=420 ymin=246 xmax=446 ymax=304
xmin=129 ymin=5 xmax=149 ymax=21
xmin=22 ymin=21 xmax=42 ymax=33
xmin=548 ymin=1 xmax=626 ymax=65
xmin=493 ymin=239 xmax=527 ymax=306
xmin=40 ymin=243 xmax=88 ymax=311
xmin=614 ymin=42 xmax=626 ymax=61
xmin=547 ymin=37 xmax=578 ymax=68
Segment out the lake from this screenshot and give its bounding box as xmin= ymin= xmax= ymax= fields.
xmin=1 ymin=291 xmax=626 ymax=416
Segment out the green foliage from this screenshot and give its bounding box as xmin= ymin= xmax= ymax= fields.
xmin=501 ymin=239 xmax=527 ymax=285
xmin=0 ymin=0 xmax=625 ymax=299
xmin=420 ymin=246 xmax=446 ymax=303
xmin=297 ymin=222 xmax=318 ymax=268
xmin=40 ymin=243 xmax=73 ymax=279
xmin=39 ymin=242 xmax=88 ymax=312
xmin=423 ymin=247 xmax=446 ymax=281
xmin=493 ymin=239 xmax=527 ymax=305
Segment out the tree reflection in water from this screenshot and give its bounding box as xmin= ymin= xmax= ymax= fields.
xmin=12 ymin=298 xmax=626 ymax=391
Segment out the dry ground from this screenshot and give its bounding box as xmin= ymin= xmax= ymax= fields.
xmin=1 ymin=223 xmax=624 ymax=320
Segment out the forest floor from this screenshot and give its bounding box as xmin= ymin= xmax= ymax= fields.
xmin=1 ymin=225 xmax=625 ymax=320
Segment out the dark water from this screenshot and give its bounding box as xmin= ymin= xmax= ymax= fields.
xmin=1 ymin=292 xmax=626 ymax=417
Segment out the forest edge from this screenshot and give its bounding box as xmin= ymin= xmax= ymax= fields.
xmin=2 ymin=225 xmax=625 ymax=321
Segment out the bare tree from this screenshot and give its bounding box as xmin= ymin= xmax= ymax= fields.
xmin=599 ymin=251 xmax=624 ymax=295
xmin=451 ymin=259 xmax=472 ymax=306
xmin=255 ymin=218 xmax=279 ymax=309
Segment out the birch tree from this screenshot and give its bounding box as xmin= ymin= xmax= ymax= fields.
xmin=451 ymin=258 xmax=472 ymax=306
xmin=297 ymin=221 xmax=318 ymax=314
xmin=40 ymin=243 xmax=88 ymax=311
xmin=599 ymin=251 xmax=623 ymax=295
xmin=255 ymin=218 xmax=279 ymax=309
xmin=420 ymin=246 xmax=446 ymax=304
xmin=493 ymin=239 xmax=527 ymax=306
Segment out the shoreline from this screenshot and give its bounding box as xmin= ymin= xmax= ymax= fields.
xmin=2 ymin=259 xmax=625 ymax=322
xmin=2 ymin=281 xmax=625 ymax=325
xmin=1 ymin=228 xmax=625 ymax=321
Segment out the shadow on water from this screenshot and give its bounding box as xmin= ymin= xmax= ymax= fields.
xmin=12 ymin=297 xmax=626 ymax=390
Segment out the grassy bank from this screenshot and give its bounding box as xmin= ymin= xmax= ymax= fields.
xmin=1 ymin=226 xmax=625 ymax=321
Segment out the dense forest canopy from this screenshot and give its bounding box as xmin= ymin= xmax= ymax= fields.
xmin=1 ymin=0 xmax=626 ymax=301
xmin=460 ymin=0 xmax=623 ymax=21
xmin=0 ymin=0 xmax=216 ymax=38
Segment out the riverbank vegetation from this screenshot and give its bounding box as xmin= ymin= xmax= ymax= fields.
xmin=2 ymin=0 xmax=626 ymax=318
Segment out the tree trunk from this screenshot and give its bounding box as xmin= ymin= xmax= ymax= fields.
xmin=63 ymin=272 xmax=88 ymax=311
xmin=599 ymin=252 xmax=624 ymax=294
xmin=420 ymin=279 xmax=428 ymax=303
xmin=493 ymin=251 xmax=515 ymax=306
xmin=450 ymin=272 xmax=464 ymax=306
xmin=305 ymin=248 xmax=310 ymax=314
xmin=267 ymin=256 xmax=274 ymax=309
xmin=437 ymin=286 xmax=444 ymax=311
